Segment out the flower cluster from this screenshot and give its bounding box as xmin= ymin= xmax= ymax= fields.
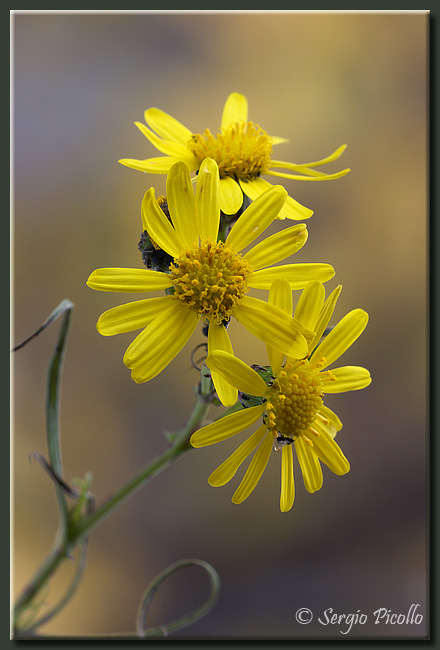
xmin=87 ymin=92 xmax=370 ymax=512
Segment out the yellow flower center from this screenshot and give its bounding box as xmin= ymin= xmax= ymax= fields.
xmin=264 ymin=360 xmax=325 ymax=446
xmin=187 ymin=121 xmax=273 ymax=180
xmin=169 ymin=239 xmax=253 ymax=324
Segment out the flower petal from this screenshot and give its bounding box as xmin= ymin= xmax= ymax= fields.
xmin=266 ymin=278 xmax=292 ymax=375
xmin=279 ymin=194 xmax=314 ymax=221
xmin=280 ymin=445 xmax=295 ymax=512
xmin=244 ymin=223 xmax=308 ymax=270
xmin=225 ymin=185 xmax=287 ymax=252
xmin=87 ymin=268 xmax=173 ymax=293
xmin=141 ymin=187 xmax=186 ymax=258
xmin=309 ymin=428 xmax=350 ymax=476
xmin=270 ymin=135 xmax=289 ymax=146
xmin=312 ymin=416 xmax=339 ymax=440
xmin=309 ymin=285 xmax=342 ymax=352
xmin=97 ymin=296 xmax=173 ymax=335
xmin=295 ymin=436 xmax=323 ymax=493
xmin=119 ymin=156 xmax=183 ymax=174
xmin=221 ymin=92 xmax=248 ymax=130
xmin=219 ymin=176 xmax=243 ymax=215
xmin=206 ymin=349 xmax=268 ymax=397
xmin=322 ymin=366 xmax=372 ymax=393
xmin=123 ymin=301 xmax=198 ymax=378
xmin=265 ymin=168 xmax=351 ymax=182
xmin=239 ymin=176 xmax=313 ymax=220
xmin=232 ymin=432 xmax=273 ymax=504
xmin=190 ymin=404 xmax=265 ymax=448
xmin=294 ymin=282 xmax=325 ymax=332
xmin=249 ymin=263 xmax=335 ymax=290
xmin=318 ymin=405 xmax=343 ymax=435
xmin=133 ymin=120 xmax=190 ymax=157
xmin=166 ymin=162 xmax=198 ymax=248
xmin=207 ymin=326 xmax=238 ymax=407
xmin=144 ymin=107 xmax=193 ymax=146
xmin=234 ymin=296 xmax=311 ymax=358
xmin=311 ymin=309 xmax=369 ymax=367
xmin=271 ymin=145 xmax=348 ymax=170
xmin=208 ymin=425 xmax=267 ymax=487
xmin=195 ymin=157 xmax=220 ymax=242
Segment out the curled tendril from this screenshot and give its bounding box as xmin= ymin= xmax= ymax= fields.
xmin=29 ymin=452 xmax=79 ymax=498
xmin=12 ymin=299 xmax=74 ymax=352
xmin=136 ymin=558 xmax=220 ymax=638
xmin=190 ymin=342 xmax=208 ymax=372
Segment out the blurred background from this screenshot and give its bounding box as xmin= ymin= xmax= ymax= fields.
xmin=12 ymin=11 xmax=428 ymax=639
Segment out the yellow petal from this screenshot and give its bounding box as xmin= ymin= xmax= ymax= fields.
xmin=118 ymin=156 xmax=182 ymax=174
xmin=190 ymin=404 xmax=265 ymax=448
xmin=235 ymin=296 xmax=310 ymax=358
xmin=225 ymin=185 xmax=287 ymax=252
xmin=221 ymin=92 xmax=248 ymax=130
xmin=195 ymin=157 xmax=220 ymax=242
xmin=294 ymin=282 xmax=325 ymax=332
xmin=266 ymin=279 xmax=292 ymax=375
xmin=133 ymin=120 xmax=190 ymax=157
xmin=141 ymin=187 xmax=186 ymax=258
xmin=244 ymin=223 xmax=308 ymax=270
xmin=123 ymin=301 xmax=197 ymax=372
xmin=249 ymin=263 xmax=335 ymax=290
xmin=144 ymin=107 xmax=193 ymax=146
xmin=97 ymin=296 xmax=173 ymax=336
xmin=239 ymin=176 xmax=313 ymax=220
xmin=208 ymin=425 xmax=267 ymax=487
xmin=311 ymin=309 xmax=369 ymax=367
xmin=238 ymin=176 xmax=267 ymax=201
xmin=86 ymin=268 xmax=173 ymax=293
xmin=271 ymin=145 xmax=348 ymax=170
xmin=219 ymin=176 xmax=243 ymax=215
xmin=166 ymin=162 xmax=198 ymax=248
xmin=206 ymin=349 xmax=267 ymax=397
xmin=309 ymin=428 xmax=350 ymax=476
xmin=322 ymin=366 xmax=371 ymax=393
xmin=318 ymin=405 xmax=343 ymax=435
xmin=265 ymin=168 xmax=351 ymax=182
xmin=232 ymin=432 xmax=273 ymax=504
xmin=207 ymin=326 xmax=238 ymax=407
xmin=312 ymin=416 xmax=339 ymax=440
xmin=309 ymin=284 xmax=342 ymax=352
xmin=280 ymin=445 xmax=295 ymax=512
xmin=270 ymin=135 xmax=289 ymax=146
xmin=295 ymin=436 xmax=323 ymax=493
xmin=279 ymin=194 xmax=314 ymax=221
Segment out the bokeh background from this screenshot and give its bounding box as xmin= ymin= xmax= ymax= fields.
xmin=12 ymin=11 xmax=428 ymax=639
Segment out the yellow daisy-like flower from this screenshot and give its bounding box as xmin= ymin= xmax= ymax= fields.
xmin=87 ymin=158 xmax=335 ymax=406
xmin=119 ymin=92 xmax=350 ymax=220
xmin=190 ymin=280 xmax=371 ymax=512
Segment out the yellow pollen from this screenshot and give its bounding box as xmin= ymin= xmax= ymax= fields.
xmin=265 ymin=359 xmax=324 ymax=441
xmin=187 ymin=121 xmax=273 ymax=180
xmin=169 ymin=239 xmax=253 ymax=324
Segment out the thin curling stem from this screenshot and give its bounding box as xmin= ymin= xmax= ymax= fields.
xmin=136 ymin=558 xmax=220 ymax=638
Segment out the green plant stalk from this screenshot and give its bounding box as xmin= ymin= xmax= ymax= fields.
xmin=73 ymin=395 xmax=211 ymax=543
xmin=13 ymin=394 xmax=211 ymax=629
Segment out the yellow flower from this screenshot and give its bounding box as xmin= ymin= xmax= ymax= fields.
xmin=190 ymin=280 xmax=371 ymax=512
xmin=119 ymin=92 xmax=350 ymax=220
xmin=87 ymin=159 xmax=335 ymax=405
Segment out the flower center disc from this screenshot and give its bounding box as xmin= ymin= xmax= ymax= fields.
xmin=169 ymin=239 xmax=253 ymax=324
xmin=265 ymin=361 xmax=324 ymax=439
xmin=187 ymin=121 xmax=273 ymax=180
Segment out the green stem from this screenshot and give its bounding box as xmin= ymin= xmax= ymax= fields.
xmin=13 ymin=395 xmax=212 ymax=630
xmin=73 ymin=396 xmax=211 ymax=543
xmin=13 ymin=540 xmax=67 ymax=626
